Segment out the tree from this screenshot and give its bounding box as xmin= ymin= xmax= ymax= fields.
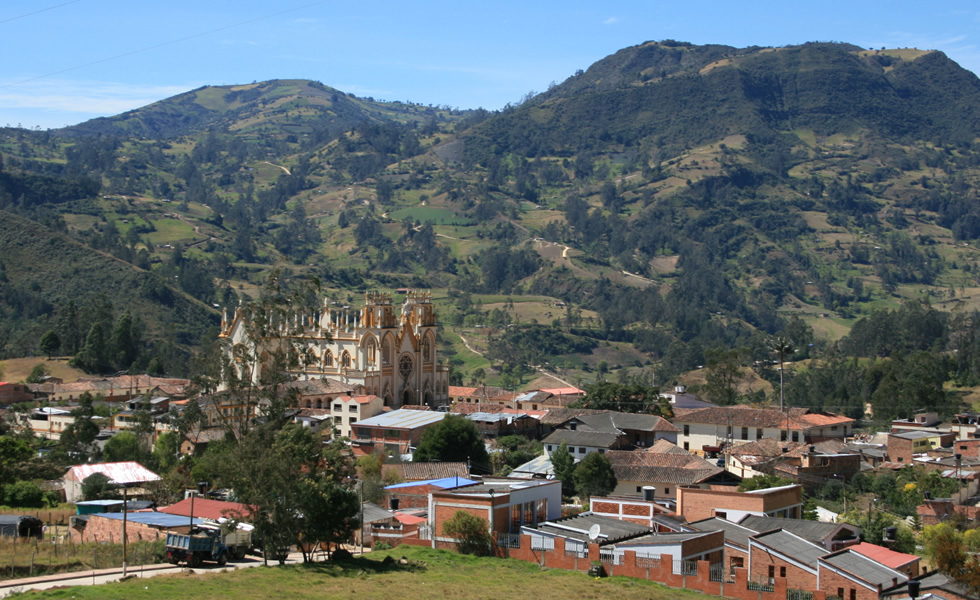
xmin=442 ymin=510 xmax=491 ymax=556
xmin=550 ymin=442 xmax=577 ymax=499
xmin=103 ymin=431 xmax=142 ymax=463
xmin=228 ymin=424 xmax=359 ymax=564
xmin=81 ymin=472 xmax=117 ymax=501
xmin=738 ymin=474 xmax=794 ymax=492
xmin=152 ymin=431 xmax=179 ymax=472
xmin=39 ymin=330 xmax=61 ymax=358
xmin=703 ymin=347 xmax=744 ymax=406
xmin=572 ymin=452 xmax=617 ymax=499
xmin=4 ymin=480 xmax=45 ymax=507
xmin=25 ymin=363 xmax=49 ymax=384
xmin=413 ymin=415 xmax=491 ymax=474
xmin=575 ymin=382 xmax=671 ymax=416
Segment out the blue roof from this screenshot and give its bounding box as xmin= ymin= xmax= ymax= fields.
xmin=386 ymin=477 xmax=478 ymax=490
xmin=95 ymin=511 xmax=205 ymax=528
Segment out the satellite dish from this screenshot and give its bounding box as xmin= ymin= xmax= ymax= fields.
xmin=588 ymin=524 xmax=601 ymax=541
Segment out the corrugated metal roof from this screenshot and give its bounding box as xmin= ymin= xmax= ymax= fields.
xmin=385 ymin=477 xmax=477 ymax=490
xmin=67 ymin=461 xmax=161 ymax=485
xmin=94 ymin=512 xmax=204 ymax=527
xmin=355 ymin=409 xmax=445 ymax=429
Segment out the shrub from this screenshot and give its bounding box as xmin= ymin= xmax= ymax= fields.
xmin=443 ymin=510 xmax=491 ymax=556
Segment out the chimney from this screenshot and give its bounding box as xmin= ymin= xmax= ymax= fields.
xmin=642 ymin=486 xmax=656 ymax=502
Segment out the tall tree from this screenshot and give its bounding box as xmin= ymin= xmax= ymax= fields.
xmin=414 ymin=415 xmax=490 ymax=474
xmin=550 ymin=441 xmax=576 ymax=499
xmin=573 ymin=452 xmax=617 ymax=499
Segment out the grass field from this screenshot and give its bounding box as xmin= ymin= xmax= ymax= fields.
xmin=0 ymin=358 xmax=86 ymax=384
xmin=11 ymin=545 xmax=712 ymax=600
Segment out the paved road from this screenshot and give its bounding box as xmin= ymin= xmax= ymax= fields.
xmin=0 ymin=552 xmax=307 ymax=598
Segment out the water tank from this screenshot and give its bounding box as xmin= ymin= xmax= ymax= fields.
xmin=642 ymin=486 xmax=656 ymax=502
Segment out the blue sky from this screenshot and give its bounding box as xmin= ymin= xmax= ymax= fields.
xmin=3 ymin=1 xmax=980 ymax=130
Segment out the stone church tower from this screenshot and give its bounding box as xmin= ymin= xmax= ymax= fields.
xmin=219 ymin=290 xmax=449 ymax=408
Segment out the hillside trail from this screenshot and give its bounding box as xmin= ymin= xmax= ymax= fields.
xmin=456 ymin=332 xmax=576 ymax=389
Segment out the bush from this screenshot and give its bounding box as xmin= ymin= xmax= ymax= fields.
xmin=443 ymin=510 xmax=492 ymax=556
xmin=4 ymin=480 xmax=45 ymax=507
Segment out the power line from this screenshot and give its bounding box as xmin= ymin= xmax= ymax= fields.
xmin=0 ymin=1 xmax=80 ymax=25
xmin=1 ymin=0 xmax=330 ymax=90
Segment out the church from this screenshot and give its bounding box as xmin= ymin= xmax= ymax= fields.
xmin=219 ymin=290 xmax=450 ymax=409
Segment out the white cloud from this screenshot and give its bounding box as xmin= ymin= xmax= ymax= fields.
xmin=603 ymin=16 xmax=619 ymax=25
xmin=0 ymin=79 xmax=195 ymax=115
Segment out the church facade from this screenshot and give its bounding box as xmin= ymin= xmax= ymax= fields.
xmin=219 ymin=290 xmax=450 ymax=409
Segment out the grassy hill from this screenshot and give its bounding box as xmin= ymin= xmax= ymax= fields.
xmin=13 ymin=546 xmax=713 ymax=600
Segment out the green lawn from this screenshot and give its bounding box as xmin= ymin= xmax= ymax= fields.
xmin=12 ymin=546 xmax=713 ymax=600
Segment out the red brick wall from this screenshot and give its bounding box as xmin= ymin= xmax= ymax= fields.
xmin=72 ymin=515 xmax=192 ymax=544
xmin=388 ymin=484 xmax=437 ymax=510
xmin=955 ymin=439 xmax=980 ymax=459
xmin=750 ymin=543 xmax=816 ymax=590
xmin=503 ymin=534 xmax=826 ymax=600
xmin=887 ymin=437 xmax=914 ymax=464
xmin=818 ymin=568 xmax=879 ymax=600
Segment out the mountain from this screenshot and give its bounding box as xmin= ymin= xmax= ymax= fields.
xmin=3 ymin=40 xmax=980 ymax=396
xmin=62 ymin=79 xmax=453 ymax=139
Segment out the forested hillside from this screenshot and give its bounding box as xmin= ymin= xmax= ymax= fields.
xmin=2 ymin=40 xmax=980 ymax=419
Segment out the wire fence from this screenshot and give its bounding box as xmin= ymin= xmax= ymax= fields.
xmin=0 ymin=529 xmax=165 ymax=580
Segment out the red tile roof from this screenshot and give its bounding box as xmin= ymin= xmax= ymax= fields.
xmin=849 ymin=542 xmax=919 ymax=569
xmin=159 ymin=497 xmax=254 ymax=521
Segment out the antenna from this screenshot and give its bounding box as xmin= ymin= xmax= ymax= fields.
xmin=588 ymin=524 xmax=601 ymax=541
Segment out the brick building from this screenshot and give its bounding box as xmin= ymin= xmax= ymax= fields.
xmin=748 ymin=528 xmax=825 ymax=589
xmin=384 ymin=477 xmax=478 ymax=510
xmin=350 ymin=409 xmax=445 ymax=456
xmin=71 ymin=511 xmax=202 ymax=543
xmin=818 ymin=547 xmax=912 ymax=600
xmin=676 ymin=484 xmax=803 ymax=523
xmin=429 ymin=479 xmax=561 ymax=548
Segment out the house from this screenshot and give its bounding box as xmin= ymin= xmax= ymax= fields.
xmin=676 ymin=483 xmax=803 ymax=523
xmin=286 ymin=378 xmax=357 ymax=409
xmin=738 ymin=516 xmax=861 ymax=552
xmin=589 ymin=494 xmax=680 ymax=529
xmin=672 ymin=406 xmax=854 ymax=454
xmin=0 ymin=381 xmax=32 ymax=405
xmin=543 ymin=411 xmax=680 ymax=460
xmin=887 ymin=431 xmax=954 ymax=464
xmin=71 ymin=511 xmax=203 ymax=543
xmin=29 ymin=375 xmax=190 ymax=404
xmin=179 ymin=427 xmax=226 ymax=456
xmin=158 ymin=497 xmax=253 ymax=522
xmin=612 ymin=530 xmax=725 ymax=573
xmin=350 ymin=408 xmax=446 ymax=456
xmin=772 ymin=448 xmax=863 ymax=495
xmin=327 ymin=394 xmax=384 ymax=439
xmin=748 ymin=528 xmax=826 ymax=590
xmin=889 ymin=411 xmax=942 ymax=433
xmin=818 ymin=546 xmax=912 ymax=600
xmin=64 ymin=461 xmax=161 ymax=503
xmin=604 ymin=441 xmax=734 ymax=501
xmin=687 ymin=517 xmax=758 ymax=574
xmin=520 ymin=513 xmax=652 ymax=558
xmin=429 ymin=478 xmax=562 ymax=548
xmin=381 ymin=461 xmax=469 ymax=482
xmin=464 ymin=411 xmax=537 ymax=437
xmin=951 ymin=411 xmax=980 ymax=440
xmin=20 ymin=406 xmax=79 ymax=440
xmin=385 ymin=477 xmax=478 ymax=510
xmin=848 ymin=542 xmax=921 ymax=578
xmin=659 ymin=385 xmax=715 ymax=410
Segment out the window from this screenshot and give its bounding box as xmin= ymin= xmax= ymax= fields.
xmin=741 ymin=427 xmax=748 ymax=440
xmin=349 ymin=405 xmax=357 ymax=412
xmin=780 ymin=431 xmax=787 ymax=441
xmin=768 ymin=566 xmax=775 ymax=580
xmin=664 ymin=487 xmax=669 ymax=495
xmin=636 ymin=486 xmax=642 ymax=493
xmin=831 ymin=425 xmax=838 ymax=431
xmin=547 ymin=445 xmax=553 ymax=452
xmin=756 ymin=428 xmax=763 ymax=440
xmin=683 ymin=424 xmax=690 ymax=436
xmin=578 ymin=448 xmax=586 ymax=454
xmin=715 ymin=510 xmax=727 ymax=519
xmin=367 ymin=339 xmax=377 ymax=363
xmin=333 ymin=404 xmax=342 ymax=411
xmin=849 ymin=590 xmax=856 ymax=600
xmin=780 ymin=567 xmax=786 ymax=578
xmin=334 ymin=416 xmax=341 ymax=424
xmin=791 ymin=431 xmax=799 ymax=442
xmin=727 ymin=425 xmax=732 ymax=436
xmin=342 ymin=352 xmax=351 ymax=368
xmin=683 ymin=442 xmax=689 ymax=450
xmin=897 ymin=457 xmax=903 ymax=462
xmin=323 ymin=352 xmax=333 ymax=366
xmin=348 ymin=418 xmax=357 ymax=424
xmin=837 ymin=588 xmax=844 ymax=599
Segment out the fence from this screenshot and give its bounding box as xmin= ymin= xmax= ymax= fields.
xmin=0 ymin=533 xmax=165 ymax=580
xmin=497 ymin=533 xmax=520 ymax=549
xmin=530 ymin=537 xmax=554 ymax=551
xmin=787 ymin=589 xmax=814 ymax=600
xmin=747 ymin=577 xmax=776 ymax=593
xmin=709 ymin=563 xmax=735 ymax=583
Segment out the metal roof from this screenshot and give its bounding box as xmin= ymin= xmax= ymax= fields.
xmin=532 ymin=513 xmax=650 ymax=544
xmin=386 ymin=477 xmax=478 ymax=490
xmin=94 ymin=512 xmax=205 ymax=528
xmin=67 ymin=461 xmax=161 ymax=485
xmin=354 ymin=409 xmax=445 ymax=429
xmin=821 ymin=550 xmax=908 ymax=587
xmin=749 ymin=529 xmax=826 ymax=570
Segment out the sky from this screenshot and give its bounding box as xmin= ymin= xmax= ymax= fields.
xmin=2 ymin=1 xmax=980 ymax=130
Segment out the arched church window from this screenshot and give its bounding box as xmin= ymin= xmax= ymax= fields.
xmin=323 ymin=351 xmax=333 ymax=367
xmin=342 ymin=351 xmax=351 ymax=369
xmin=422 ymin=338 xmax=432 ymax=363
xmin=367 ymin=339 xmax=377 ymax=363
